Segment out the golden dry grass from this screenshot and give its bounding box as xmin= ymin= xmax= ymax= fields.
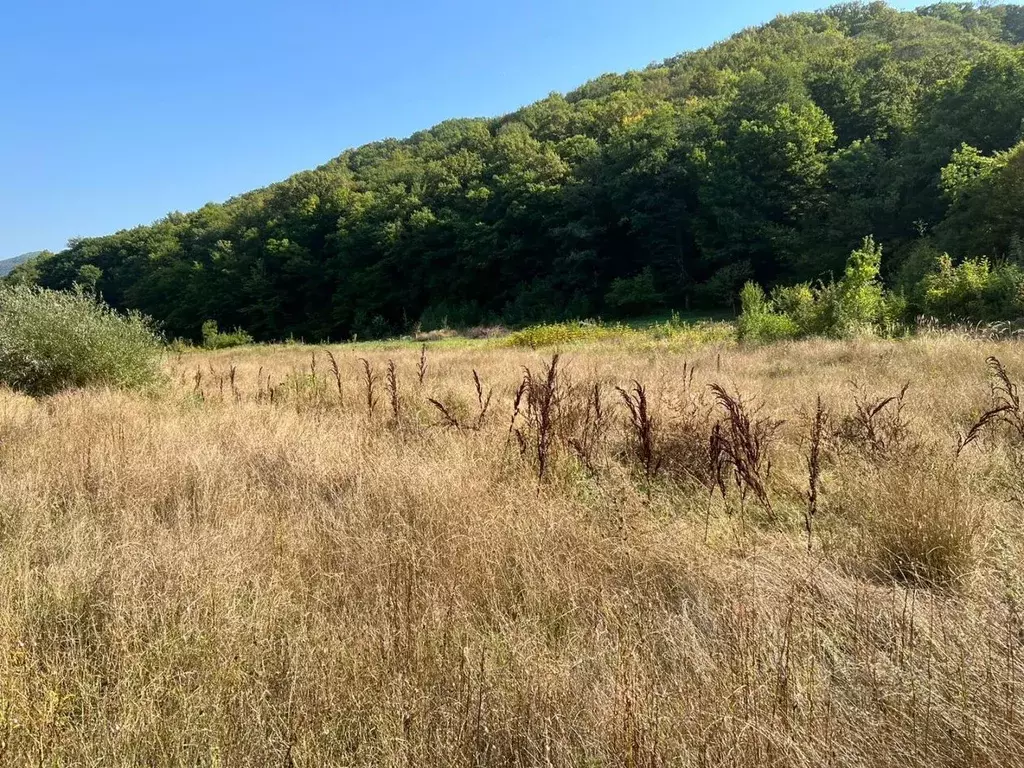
xmin=1 ymin=335 xmax=1023 ymax=766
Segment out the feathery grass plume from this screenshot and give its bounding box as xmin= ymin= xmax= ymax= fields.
xmin=427 ymin=397 xmax=462 ymax=429
xmin=568 ymin=382 xmax=608 ymax=473
xmin=229 ymin=364 xmax=240 ymax=403
xmin=958 ymin=358 xmax=1024 ymax=454
xmin=193 ymin=367 xmax=203 ymax=400
xmin=513 ymin=367 xmax=534 ymax=452
xmin=358 ymin=358 xmax=378 ymax=419
xmin=309 ymin=352 xmax=323 ymax=407
xmin=256 ymin=366 xmax=264 ymax=402
xmin=507 ymin=375 xmax=528 ymax=444
xmin=513 ymin=354 xmax=563 ymax=479
xmin=710 ymin=384 xmax=782 ymax=516
xmin=326 ymin=350 xmax=343 ymax=405
xmin=418 ymin=344 xmax=428 ymax=385
xmin=427 ymin=371 xmax=492 ymax=431
xmin=989 ymin=356 xmax=1024 ymax=435
xmin=660 ymin=382 xmax=715 ymax=488
xmin=618 ymin=381 xmax=660 ymax=479
xmin=958 ymin=357 xmax=1024 ymax=455
xmin=957 ymin=404 xmax=1012 ymax=456
xmin=531 ymin=354 xmax=561 ymax=480
xmin=806 ymin=395 xmax=827 ymax=552
xmin=211 ymin=364 xmax=225 ymax=400
xmin=387 ymin=359 xmax=400 ymax=422
xmin=682 ymin=360 xmax=697 ymax=390
xmin=838 ymin=383 xmax=910 ymax=457
xmin=472 ymin=370 xmax=492 ymax=429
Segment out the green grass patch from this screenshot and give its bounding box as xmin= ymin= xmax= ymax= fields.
xmin=502 ymin=314 xmax=735 ymax=349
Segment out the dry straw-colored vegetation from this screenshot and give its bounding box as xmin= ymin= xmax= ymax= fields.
xmin=1 ymin=334 xmax=1023 ymax=766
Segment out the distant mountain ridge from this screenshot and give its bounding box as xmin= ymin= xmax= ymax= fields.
xmin=0 ymin=252 xmax=41 ymax=277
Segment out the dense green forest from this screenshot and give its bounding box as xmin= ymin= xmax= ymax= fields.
xmin=13 ymin=2 xmax=1024 ymax=341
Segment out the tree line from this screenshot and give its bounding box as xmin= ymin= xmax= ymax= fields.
xmin=12 ymin=2 xmax=1024 ymax=341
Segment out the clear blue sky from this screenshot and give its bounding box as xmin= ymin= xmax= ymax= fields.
xmin=1 ymin=0 xmax=922 ymax=258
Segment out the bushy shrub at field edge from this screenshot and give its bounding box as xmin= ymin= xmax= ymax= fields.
xmin=0 ymin=285 xmax=163 ymax=396
xmin=739 ymin=237 xmax=907 ymax=343
xmin=201 ymin=320 xmax=254 ymax=350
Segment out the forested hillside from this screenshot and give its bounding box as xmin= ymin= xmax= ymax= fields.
xmin=14 ymin=2 xmax=1024 ymax=341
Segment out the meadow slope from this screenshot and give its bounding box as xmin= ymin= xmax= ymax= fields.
xmin=0 ymin=335 xmax=1022 ymax=766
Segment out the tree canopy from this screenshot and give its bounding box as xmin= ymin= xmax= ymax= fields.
xmin=14 ymin=2 xmax=1024 ymax=340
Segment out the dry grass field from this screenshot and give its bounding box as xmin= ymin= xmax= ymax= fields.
xmin=0 ymin=334 xmax=1023 ymax=766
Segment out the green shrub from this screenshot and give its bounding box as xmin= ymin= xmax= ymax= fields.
xmin=737 ymin=283 xmax=800 ymax=343
xmin=879 ymin=291 xmax=910 ymax=336
xmin=604 ymin=268 xmax=664 ymax=316
xmin=894 ymin=240 xmax=943 ymax=313
xmin=644 ymin=312 xmax=737 ymax=345
xmin=795 ymin=235 xmax=887 ymax=339
xmin=503 ymin=321 xmax=634 ymax=348
xmin=738 ymin=237 xmax=895 ymax=343
xmin=0 ymin=286 xmax=163 ymax=396
xmin=829 ymin=236 xmax=886 ymax=337
xmin=771 ymin=283 xmax=821 ymax=333
xmin=738 ymin=281 xmax=769 ymax=317
xmin=921 ymin=254 xmax=1024 ymax=321
xmin=201 ymin=320 xmax=254 ymax=350
xmin=738 ymin=309 xmax=800 ymax=343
